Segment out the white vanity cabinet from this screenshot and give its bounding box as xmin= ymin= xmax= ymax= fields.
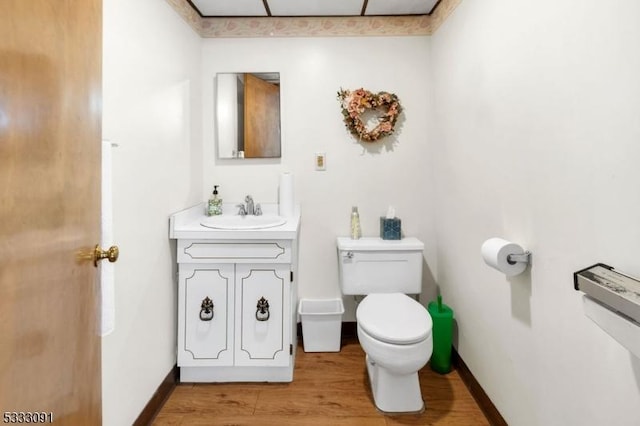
xmin=170 ymin=204 xmax=300 ymax=383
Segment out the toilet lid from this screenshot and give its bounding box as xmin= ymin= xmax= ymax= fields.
xmin=356 ymin=293 xmax=432 ymax=345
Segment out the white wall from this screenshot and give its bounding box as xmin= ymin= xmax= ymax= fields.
xmin=430 ymin=1 xmax=640 ymax=425
xmin=201 ymin=37 xmax=437 ymax=319
xmin=102 ymin=0 xmax=202 ymax=424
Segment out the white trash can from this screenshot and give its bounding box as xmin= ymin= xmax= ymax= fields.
xmin=298 ymin=298 xmax=345 ymax=352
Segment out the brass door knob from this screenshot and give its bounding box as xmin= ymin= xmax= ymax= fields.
xmin=94 ymin=245 xmax=119 ymax=267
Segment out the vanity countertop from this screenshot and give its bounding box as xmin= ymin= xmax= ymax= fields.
xmin=169 ymin=203 xmax=300 ymax=240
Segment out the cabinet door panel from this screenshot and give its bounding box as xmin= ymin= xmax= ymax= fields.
xmin=235 ymin=264 xmax=291 ymax=367
xmin=178 ymin=264 xmax=234 ymax=366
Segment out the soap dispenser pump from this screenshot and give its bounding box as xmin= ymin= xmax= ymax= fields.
xmin=207 ymin=185 xmax=223 ymax=216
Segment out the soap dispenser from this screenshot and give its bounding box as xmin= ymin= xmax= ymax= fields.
xmin=207 ymin=185 xmax=223 ymax=216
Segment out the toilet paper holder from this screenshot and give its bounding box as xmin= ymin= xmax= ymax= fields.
xmin=481 ymin=238 xmax=531 ymax=276
xmin=507 ymin=251 xmax=531 ymax=265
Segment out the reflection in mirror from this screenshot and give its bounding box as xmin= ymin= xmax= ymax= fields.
xmin=216 ymin=72 xmax=281 ymax=159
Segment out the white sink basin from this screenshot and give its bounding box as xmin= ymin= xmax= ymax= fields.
xmin=200 ymin=214 xmax=287 ymax=230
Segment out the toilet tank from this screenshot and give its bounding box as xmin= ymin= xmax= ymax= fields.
xmin=337 ymin=237 xmax=424 ymax=295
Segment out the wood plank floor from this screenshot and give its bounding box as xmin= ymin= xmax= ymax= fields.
xmin=153 ymin=338 xmax=490 ymax=425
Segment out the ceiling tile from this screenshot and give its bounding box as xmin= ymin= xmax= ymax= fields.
xmin=267 ymin=0 xmax=364 ymax=16
xmin=365 ymin=0 xmax=438 ymax=16
xmin=191 ymin=0 xmax=268 ymax=17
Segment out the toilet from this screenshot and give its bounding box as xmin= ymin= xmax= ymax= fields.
xmin=337 ymin=237 xmax=433 ymax=414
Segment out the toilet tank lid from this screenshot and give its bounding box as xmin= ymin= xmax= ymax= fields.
xmin=337 ymin=237 xmax=424 ymax=251
xmin=357 ymin=293 xmax=432 ymax=344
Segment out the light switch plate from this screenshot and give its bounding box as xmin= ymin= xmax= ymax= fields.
xmin=315 ymin=152 xmax=326 ymax=171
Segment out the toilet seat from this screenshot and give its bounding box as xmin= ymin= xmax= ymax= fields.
xmin=357 ymin=293 xmax=432 ymax=345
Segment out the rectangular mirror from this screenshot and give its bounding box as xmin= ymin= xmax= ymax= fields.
xmin=216 ymin=72 xmax=281 ymax=159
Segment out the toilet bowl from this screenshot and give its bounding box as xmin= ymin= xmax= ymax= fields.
xmin=356 ymin=292 xmax=433 ymax=413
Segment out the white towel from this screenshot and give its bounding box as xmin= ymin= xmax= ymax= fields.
xmin=100 ymin=140 xmax=116 ymax=336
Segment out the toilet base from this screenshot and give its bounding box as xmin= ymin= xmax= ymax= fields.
xmin=365 ymin=355 xmax=425 ymax=414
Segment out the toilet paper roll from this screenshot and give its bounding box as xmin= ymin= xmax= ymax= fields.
xmin=481 ymin=237 xmax=527 ymax=277
xmin=278 ymin=172 xmax=294 ymax=217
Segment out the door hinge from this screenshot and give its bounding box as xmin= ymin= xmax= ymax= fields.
xmin=289 ymin=344 xmax=293 ymax=355
xmin=290 ymin=271 xmax=293 ymax=282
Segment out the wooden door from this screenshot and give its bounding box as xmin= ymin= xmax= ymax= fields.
xmin=244 ymin=73 xmax=281 ymax=158
xmin=0 ymin=1 xmax=103 ymax=424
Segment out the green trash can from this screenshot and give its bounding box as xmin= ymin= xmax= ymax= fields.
xmin=427 ymin=295 xmax=454 ymax=374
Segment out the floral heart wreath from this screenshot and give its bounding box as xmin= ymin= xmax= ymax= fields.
xmin=337 ymin=88 xmax=403 ymax=142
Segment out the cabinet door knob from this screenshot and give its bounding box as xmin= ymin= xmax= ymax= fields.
xmin=256 ymin=297 xmax=270 ymax=321
xmin=200 ymin=296 xmax=214 ymax=321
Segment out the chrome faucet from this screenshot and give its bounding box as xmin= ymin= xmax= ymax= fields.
xmin=237 ymin=195 xmax=262 ymax=216
xmin=244 ymin=195 xmax=255 ymax=215
xmin=245 ymin=195 xmax=254 ymax=215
